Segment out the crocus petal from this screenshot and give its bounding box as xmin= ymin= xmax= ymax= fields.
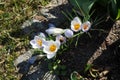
xmin=30 ymin=35 xmax=46 ymax=49
xmin=45 ymin=29 xmax=53 ymax=35
xmin=56 ymin=35 xmax=66 ymax=44
xmin=81 ymin=21 xmax=91 ymax=32
xmin=34 ymin=36 xmax=40 ymax=40
xmin=47 ymin=53 xmax=56 ymax=59
xmin=39 ymin=32 xmax=46 ymax=38
xmin=64 ymin=29 xmax=74 ymax=38
xmin=74 ymin=17 xmax=81 ymax=23
xmin=43 ymin=40 xmax=57 ymax=54
xmin=30 ymin=40 xmax=36 ymax=46
xmin=43 ymin=40 xmax=61 ymax=59
xmin=71 ymin=17 xmax=82 ymax=32
xmin=46 ymin=28 xmax=65 ymax=35
xmin=30 ymin=40 xmax=39 ymax=48
xmin=32 ymin=44 xmax=40 ymax=48
xmin=42 ymin=41 xmax=49 ymax=47
xmin=55 ymin=40 xmax=61 ymax=49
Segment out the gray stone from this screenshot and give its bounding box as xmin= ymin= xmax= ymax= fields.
xmin=20 ymin=0 xmax=72 ymax=37
xmin=16 ymin=0 xmax=71 ymax=79
xmin=38 ymin=0 xmax=72 ymax=26
xmin=21 ymin=65 xmax=60 ymax=80
xmin=14 ymin=49 xmax=34 ymax=67
xmin=21 ymin=20 xmax=47 ymax=38
xmin=14 ymin=50 xmax=60 ymax=80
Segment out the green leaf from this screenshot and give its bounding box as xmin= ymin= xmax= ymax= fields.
xmin=60 ymin=65 xmax=66 ymax=70
xmin=69 ymin=0 xmax=96 ymax=20
xmin=53 ymin=65 xmax=58 ymax=70
xmin=97 ymin=0 xmax=110 ymax=7
xmin=84 ymin=64 xmax=93 ymax=72
xmin=48 ymin=63 xmax=53 ymax=70
xmin=116 ymin=9 xmax=120 ymax=19
xmin=70 ymin=71 xmax=84 ymax=80
xmin=110 ymin=0 xmax=117 ymax=19
xmin=116 ymin=0 xmax=120 ymax=19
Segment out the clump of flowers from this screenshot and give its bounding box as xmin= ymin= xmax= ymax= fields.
xmin=30 ymin=16 xmax=91 ymax=59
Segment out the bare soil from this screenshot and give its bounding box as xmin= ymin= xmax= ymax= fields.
xmin=59 ymin=19 xmax=120 ymax=80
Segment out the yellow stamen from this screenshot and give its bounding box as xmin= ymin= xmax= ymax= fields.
xmin=49 ymin=44 xmax=56 ymax=52
xmin=37 ymin=40 xmax=42 ymax=46
xmin=74 ymin=23 xmax=80 ymax=30
xmin=83 ymin=24 xmax=88 ymax=30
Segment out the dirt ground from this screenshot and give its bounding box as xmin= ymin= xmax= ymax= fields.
xmin=59 ymin=19 xmax=120 ymax=80
xmin=14 ymin=1 xmax=120 ymax=80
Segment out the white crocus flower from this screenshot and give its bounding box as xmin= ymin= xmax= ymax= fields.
xmin=64 ymin=29 xmax=74 ymax=38
xmin=43 ymin=40 xmax=60 ymax=59
xmin=45 ymin=27 xmax=65 ymax=36
xmin=30 ymin=36 xmax=46 ymax=49
xmin=56 ymin=34 xmax=66 ymax=44
xmin=71 ymin=17 xmax=82 ymax=32
xmin=39 ymin=32 xmax=46 ymax=38
xmin=81 ymin=21 xmax=91 ymax=32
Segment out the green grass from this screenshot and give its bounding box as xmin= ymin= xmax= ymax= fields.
xmin=0 ymin=0 xmax=50 ymax=79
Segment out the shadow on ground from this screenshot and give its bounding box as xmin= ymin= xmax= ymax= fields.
xmin=14 ymin=1 xmax=120 ymax=80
